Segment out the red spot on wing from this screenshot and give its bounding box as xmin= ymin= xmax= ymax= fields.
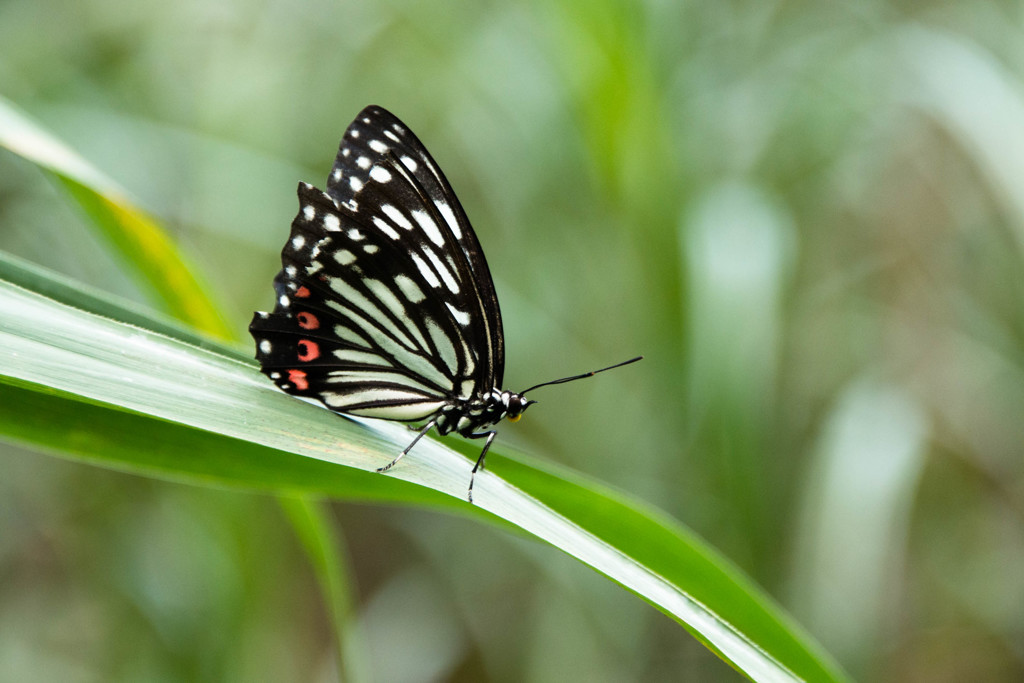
xmin=297 ymin=339 xmax=320 ymax=362
xmin=295 ymin=286 xmax=311 ymax=298
xmin=287 ymin=369 xmax=309 ymax=390
xmin=296 ymin=311 xmax=320 ymax=330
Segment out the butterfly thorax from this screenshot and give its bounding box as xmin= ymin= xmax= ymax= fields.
xmin=434 ymin=388 xmax=530 ymax=436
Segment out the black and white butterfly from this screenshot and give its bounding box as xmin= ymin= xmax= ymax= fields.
xmin=250 ymin=105 xmax=640 ymax=502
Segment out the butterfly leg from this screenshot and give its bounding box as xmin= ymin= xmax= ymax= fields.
xmin=466 ymin=430 xmax=497 ymax=504
xmin=377 ymin=419 xmax=436 ymax=473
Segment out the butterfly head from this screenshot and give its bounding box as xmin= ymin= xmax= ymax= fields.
xmin=504 ymin=392 xmax=536 ymax=423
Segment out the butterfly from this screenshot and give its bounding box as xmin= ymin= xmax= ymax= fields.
xmin=250 ymin=105 xmax=641 ymax=502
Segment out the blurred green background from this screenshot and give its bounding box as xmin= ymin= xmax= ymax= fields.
xmin=2 ymin=0 xmax=1024 ymax=680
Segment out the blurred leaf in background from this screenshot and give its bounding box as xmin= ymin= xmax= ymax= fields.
xmin=1 ymin=0 xmax=1023 ymax=681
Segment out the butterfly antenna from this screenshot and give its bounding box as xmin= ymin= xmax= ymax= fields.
xmin=521 ymin=356 xmax=643 ymax=394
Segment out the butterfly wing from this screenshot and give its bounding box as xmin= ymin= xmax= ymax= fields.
xmin=250 ymin=106 xmax=504 ymax=421
xmin=326 ymin=105 xmax=504 ymax=389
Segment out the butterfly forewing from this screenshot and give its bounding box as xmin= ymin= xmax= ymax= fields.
xmin=290 ymin=183 xmax=469 ymax=383
xmin=325 ymin=105 xmax=504 ymax=389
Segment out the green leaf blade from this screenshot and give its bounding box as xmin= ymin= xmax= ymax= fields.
xmin=0 ymin=268 xmax=848 ymax=683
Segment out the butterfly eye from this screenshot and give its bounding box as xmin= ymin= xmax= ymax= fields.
xmin=506 ymin=395 xmax=532 ymax=420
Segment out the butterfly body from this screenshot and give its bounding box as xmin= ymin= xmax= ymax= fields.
xmin=251 ymin=105 xmax=638 ymax=501
xmin=434 ymin=388 xmax=529 ymax=435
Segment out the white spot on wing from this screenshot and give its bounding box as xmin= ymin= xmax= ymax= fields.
xmin=400 ymin=156 xmax=419 ymax=172
xmin=349 ymin=177 xmax=364 ymax=193
xmin=332 ymin=169 xmax=342 ymax=181
xmin=332 ymin=348 xmax=382 ymax=365
xmin=364 ymin=244 xmax=379 ymax=254
xmin=372 ymin=217 xmax=400 ymax=240
xmin=423 ymin=246 xmax=460 ymax=293
xmin=369 ymin=166 xmax=392 ymax=183
xmin=446 ymin=303 xmax=470 ymax=325
xmin=323 ymin=214 xmax=341 ymax=231
xmin=333 ymin=325 xmax=366 ymax=346
xmin=425 ymin=318 xmax=457 ymax=373
xmin=369 ymin=139 xmax=388 ymax=154
xmin=347 ymin=228 xmax=364 ymax=241
xmin=366 ymin=279 xmax=407 ymax=321
xmin=410 ymin=252 xmax=441 ymax=288
xmin=326 ymin=370 xmax=437 ymax=395
xmin=394 ymin=274 xmax=425 ymax=303
xmin=334 ymin=249 xmax=357 ymax=265
xmin=345 ymin=400 xmax=446 ymax=421
xmin=412 ymin=209 xmax=445 ymax=246
xmin=302 ymin=205 xmax=315 ymax=221
xmin=356 ymin=156 xmax=370 ymax=170
xmin=444 ymin=252 xmax=458 ymax=277
xmin=384 ymin=130 xmax=400 ymax=142
xmin=381 ymin=204 xmax=413 ymax=230
xmin=279 ymin=295 xmax=290 ymax=307
xmin=259 ymin=340 xmax=272 ymax=354
xmin=436 ymin=201 xmax=462 ymax=238
xmin=291 ymin=235 xmax=306 ymax=249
